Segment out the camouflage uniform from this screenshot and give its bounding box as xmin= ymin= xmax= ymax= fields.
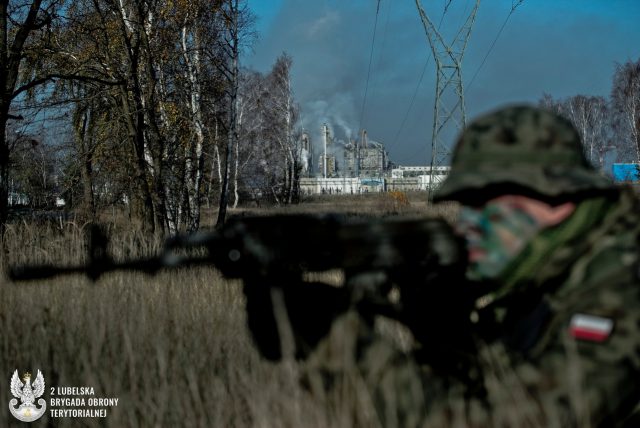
xmin=435 ymin=105 xmax=640 ymax=426
xmin=304 ymin=106 xmax=640 ymax=427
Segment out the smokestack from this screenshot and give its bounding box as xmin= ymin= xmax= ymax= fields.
xmin=322 ymin=123 xmax=329 ymax=178
xmin=357 ymin=129 xmax=368 ymax=178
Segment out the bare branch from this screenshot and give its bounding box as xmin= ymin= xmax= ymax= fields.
xmin=12 ymin=73 xmax=124 ymax=99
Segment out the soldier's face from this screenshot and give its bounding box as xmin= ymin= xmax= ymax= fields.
xmin=455 ymin=195 xmax=575 ymax=280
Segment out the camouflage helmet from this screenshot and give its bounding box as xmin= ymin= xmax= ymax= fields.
xmin=433 ymin=105 xmax=612 ymax=204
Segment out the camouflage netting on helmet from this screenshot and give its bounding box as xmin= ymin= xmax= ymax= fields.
xmin=434 ymin=105 xmax=613 ymax=204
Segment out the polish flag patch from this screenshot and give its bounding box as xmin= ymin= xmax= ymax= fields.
xmin=569 ymin=314 xmax=614 ymax=342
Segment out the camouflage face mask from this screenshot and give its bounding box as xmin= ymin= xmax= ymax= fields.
xmin=456 ymin=201 xmax=545 ymax=281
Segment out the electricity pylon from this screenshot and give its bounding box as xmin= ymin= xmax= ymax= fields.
xmin=415 ymin=0 xmax=480 ymax=197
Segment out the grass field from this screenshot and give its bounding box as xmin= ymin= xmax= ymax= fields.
xmin=1 ymin=192 xmax=451 ymax=427
xmin=1 ymin=192 xmax=559 ymax=427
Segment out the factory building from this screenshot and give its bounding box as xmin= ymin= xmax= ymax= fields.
xmin=317 ymin=154 xmax=338 ymax=177
xmin=297 ymin=121 xmax=449 ymax=194
xmin=300 ymin=132 xmax=314 ymax=177
xmin=306 ymin=125 xmax=391 ymax=179
xmin=390 ymin=166 xmax=451 ymax=178
xmin=312 ymin=123 xmax=344 ymax=178
xmin=358 ymin=143 xmax=389 ymax=176
xmin=342 ymin=130 xmax=390 ymax=178
xmin=299 ymin=172 xmax=450 ymax=195
xmin=300 ymin=177 xmax=360 ymax=195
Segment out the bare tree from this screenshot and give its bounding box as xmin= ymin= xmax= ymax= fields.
xmin=274 ymin=54 xmax=298 ymax=204
xmin=179 ymin=5 xmax=207 ymax=231
xmin=611 ymin=59 xmax=640 ymax=163
xmin=215 ymin=0 xmax=254 ymax=227
xmin=70 ymin=83 xmax=100 ymax=220
xmin=0 ymin=0 xmax=62 ymax=235
xmin=540 ymin=93 xmax=612 ymax=168
xmin=263 ymin=53 xmax=301 ymax=204
xmin=10 ymin=127 xmax=58 ymax=208
xmin=563 ymin=95 xmax=609 ymax=167
xmin=232 ymin=70 xmax=263 ymax=208
xmin=175 ymin=0 xmax=229 ymax=231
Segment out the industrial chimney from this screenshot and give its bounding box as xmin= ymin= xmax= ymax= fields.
xmin=322 ymin=123 xmax=330 ymax=179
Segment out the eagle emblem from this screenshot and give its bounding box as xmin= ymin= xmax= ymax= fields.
xmin=9 ymin=369 xmax=47 ymax=422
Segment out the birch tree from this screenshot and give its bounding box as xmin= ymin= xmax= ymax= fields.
xmin=540 ymin=93 xmax=611 ymax=168
xmin=611 ymin=59 xmax=640 ymax=163
xmin=179 ymin=4 xmax=206 ymax=231
xmin=563 ymin=95 xmax=609 ymax=167
xmin=231 ymin=69 xmax=264 ymax=208
xmin=264 ymin=53 xmax=301 ymax=204
xmin=215 ymin=0 xmax=254 ymax=226
xmin=59 ymin=0 xmax=234 ymax=232
xmin=82 ymin=0 xmax=178 ymax=234
xmin=174 ymin=0 xmax=226 ymax=231
xmin=85 ymin=0 xmax=159 ymax=233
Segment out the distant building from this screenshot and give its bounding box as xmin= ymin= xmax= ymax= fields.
xmin=343 ymin=131 xmax=389 ymax=178
xmin=612 ymin=163 xmax=640 ymax=183
xmin=317 ymin=124 xmax=336 ymax=178
xmin=300 ymin=132 xmax=313 ymax=177
xmin=299 ymin=173 xmax=450 ymax=195
xmin=359 ymin=143 xmax=388 ymax=177
xmin=318 ymin=154 xmax=337 ymax=177
xmin=300 ymin=177 xmax=359 ymax=195
xmin=391 ymin=166 xmax=450 ymax=178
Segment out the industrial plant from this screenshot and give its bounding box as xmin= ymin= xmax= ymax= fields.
xmin=299 ymin=123 xmax=450 ymax=195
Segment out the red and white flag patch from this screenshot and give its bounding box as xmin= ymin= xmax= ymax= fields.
xmin=569 ymin=314 xmax=614 ymax=342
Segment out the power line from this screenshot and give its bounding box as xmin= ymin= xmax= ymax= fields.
xmin=389 ymin=59 xmax=429 ymax=151
xmin=357 ymin=0 xmax=382 ymax=135
xmin=468 ymin=0 xmax=525 ymax=90
xmin=377 ymin=0 xmax=392 ymax=69
xmin=388 ymin=9 xmax=449 ymax=152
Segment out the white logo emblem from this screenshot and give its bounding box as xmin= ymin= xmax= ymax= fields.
xmin=9 ymin=369 xmax=47 ymax=422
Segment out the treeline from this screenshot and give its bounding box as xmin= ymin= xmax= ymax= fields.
xmin=1 ymin=0 xmax=303 ymax=236
xmin=539 ymin=58 xmax=640 ymax=170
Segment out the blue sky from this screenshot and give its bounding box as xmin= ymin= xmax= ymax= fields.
xmin=246 ymin=0 xmax=640 ymax=166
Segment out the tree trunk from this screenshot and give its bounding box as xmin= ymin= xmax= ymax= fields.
xmin=120 ymin=89 xmax=155 ymax=234
xmin=216 ymin=0 xmax=240 ymax=227
xmin=181 ymin=22 xmax=206 ymax=231
xmin=232 ymin=136 xmax=240 ymax=209
xmin=208 ymin=133 xmax=223 ymax=208
xmin=75 ymin=107 xmax=96 ymax=221
xmin=217 ymin=130 xmax=233 ymax=226
xmin=0 ymin=115 xmax=9 ymax=240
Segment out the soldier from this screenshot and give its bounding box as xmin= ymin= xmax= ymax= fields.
xmin=432 ymin=105 xmax=640 ymax=426
xmin=301 ymin=105 xmax=640 ymax=427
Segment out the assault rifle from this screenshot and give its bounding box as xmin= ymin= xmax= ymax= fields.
xmin=8 ymin=215 xmax=473 ymax=363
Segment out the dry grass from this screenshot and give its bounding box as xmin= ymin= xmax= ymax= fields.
xmin=0 ymin=195 xmax=561 ymax=427
xmin=0 ymin=198 xmax=386 ymax=426
xmin=1 ymin=222 xmax=337 ymax=427
xmin=215 ymin=191 xmax=459 ymax=223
